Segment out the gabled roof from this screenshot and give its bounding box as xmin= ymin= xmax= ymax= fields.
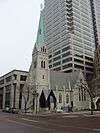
xmin=50 ymin=70 xmax=81 ymax=90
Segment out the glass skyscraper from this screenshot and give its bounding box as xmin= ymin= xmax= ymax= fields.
xmin=44 ymin=0 xmax=96 ymax=79
xmin=92 ymin=0 xmax=100 ymax=46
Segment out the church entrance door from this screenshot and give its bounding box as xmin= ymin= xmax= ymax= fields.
xmin=39 ymin=90 xmax=46 ymax=108
xmin=47 ymin=90 xmax=56 ymax=110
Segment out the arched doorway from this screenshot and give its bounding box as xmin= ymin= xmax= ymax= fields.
xmin=47 ymin=90 xmax=56 ymax=109
xmin=39 ymin=90 xmax=46 ymax=108
xmin=96 ymin=98 xmax=100 ymax=110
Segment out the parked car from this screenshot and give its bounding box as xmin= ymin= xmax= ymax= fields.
xmin=2 ymin=107 xmax=19 ymax=114
xmin=2 ymin=107 xmax=10 ymax=113
xmin=56 ymin=108 xmax=63 ymax=113
xmin=9 ymin=108 xmax=19 ymax=114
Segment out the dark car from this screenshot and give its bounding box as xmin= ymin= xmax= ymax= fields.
xmin=9 ymin=108 xmax=19 ymax=114
xmin=2 ymin=107 xmax=19 ymax=114
xmin=2 ymin=107 xmax=10 ymax=113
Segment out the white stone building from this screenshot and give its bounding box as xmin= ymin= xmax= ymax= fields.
xmin=21 ymin=10 xmax=90 ymax=112
xmin=22 ymin=44 xmax=90 ymax=112
xmin=0 ymin=70 xmax=28 ymax=109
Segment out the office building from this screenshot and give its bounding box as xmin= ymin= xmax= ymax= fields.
xmin=94 ymin=45 xmax=100 ymax=76
xmin=0 ymin=70 xmax=28 ymax=109
xmin=91 ymin=0 xmax=100 ymax=47
xmin=44 ymin=0 xmax=95 ymax=79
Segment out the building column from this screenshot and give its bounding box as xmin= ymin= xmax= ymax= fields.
xmin=15 ymin=85 xmax=20 ymax=109
xmin=10 ymin=84 xmax=14 ymax=108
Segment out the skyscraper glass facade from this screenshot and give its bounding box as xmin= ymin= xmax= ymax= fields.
xmin=44 ymin=0 xmax=95 ymax=79
xmin=93 ymin=0 xmax=100 ymax=46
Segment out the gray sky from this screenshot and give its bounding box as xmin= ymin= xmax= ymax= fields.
xmin=0 ymin=0 xmax=44 ymax=76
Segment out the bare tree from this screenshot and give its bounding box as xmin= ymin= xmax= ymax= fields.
xmin=30 ymin=85 xmax=39 ymax=114
xmin=18 ymin=84 xmax=30 ymax=114
xmin=77 ymin=79 xmax=96 ymax=115
xmin=18 ymin=84 xmax=39 ymax=114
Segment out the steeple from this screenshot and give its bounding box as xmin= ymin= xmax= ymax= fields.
xmin=35 ymin=10 xmax=44 ymax=48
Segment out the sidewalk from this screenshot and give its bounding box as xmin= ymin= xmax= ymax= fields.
xmin=1 ymin=109 xmax=100 ymax=117
xmin=20 ymin=110 xmax=100 ymax=117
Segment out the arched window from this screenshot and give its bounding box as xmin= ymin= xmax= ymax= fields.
xmin=84 ymin=89 xmax=86 ymax=101
xmin=79 ymin=88 xmax=81 ymax=101
xmin=81 ymin=89 xmax=84 ymax=101
xmin=59 ymin=93 xmax=62 ymax=103
xmin=41 ymin=61 xmax=43 ymax=68
xmin=44 ymin=61 xmax=45 ymax=68
xmin=66 ymin=94 xmax=69 ymax=103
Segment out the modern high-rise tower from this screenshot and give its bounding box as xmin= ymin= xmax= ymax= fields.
xmin=91 ymin=0 xmax=100 ymax=47
xmin=44 ymin=0 xmax=95 ymax=79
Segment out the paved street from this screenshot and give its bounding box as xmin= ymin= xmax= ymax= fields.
xmin=0 ymin=111 xmax=100 ymax=133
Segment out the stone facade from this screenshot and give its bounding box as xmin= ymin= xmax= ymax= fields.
xmin=22 ymin=45 xmax=90 ymax=112
xmin=0 ymin=70 xmax=28 ymax=109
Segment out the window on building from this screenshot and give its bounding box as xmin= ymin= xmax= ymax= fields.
xmin=5 ymin=92 xmax=10 ymax=107
xmin=81 ymin=89 xmax=84 ymax=101
xmin=43 ymin=75 xmax=44 ymax=79
xmin=0 ymin=87 xmax=3 ymax=94
xmin=66 ymin=94 xmax=69 ymax=103
xmin=41 ymin=61 xmax=43 ymax=68
xmin=19 ymin=84 xmax=24 ymax=109
xmin=44 ymin=61 xmax=45 ymax=68
xmin=59 ymin=93 xmax=62 ymax=103
xmin=49 ymin=55 xmax=52 ymax=58
xmin=54 ymin=67 xmax=61 ymax=71
xmin=6 ymin=76 xmax=12 ymax=82
xmin=0 ymin=79 xmax=4 ymax=85
xmin=79 ymin=88 xmax=81 ymax=101
xmin=41 ymin=61 xmax=45 ymax=68
xmin=79 ymin=88 xmax=86 ymax=101
xmin=13 ymin=74 xmax=17 ymax=80
xmin=20 ymin=75 xmax=27 ymax=81
xmin=5 ymin=85 xmax=11 ymax=92
xmin=84 ymin=89 xmax=86 ymax=101
xmin=49 ymin=65 xmax=52 ymax=68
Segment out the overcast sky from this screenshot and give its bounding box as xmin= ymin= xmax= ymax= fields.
xmin=0 ymin=0 xmax=44 ymax=76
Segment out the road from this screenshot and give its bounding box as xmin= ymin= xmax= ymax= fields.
xmin=0 ymin=111 xmax=100 ymax=133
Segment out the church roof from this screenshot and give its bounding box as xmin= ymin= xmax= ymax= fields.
xmin=35 ymin=10 xmax=45 ymax=48
xmin=50 ymin=70 xmax=80 ymax=90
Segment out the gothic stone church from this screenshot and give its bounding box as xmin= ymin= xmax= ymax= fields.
xmin=21 ymin=45 xmax=90 ymax=112
xmin=21 ymin=11 xmax=90 ymax=112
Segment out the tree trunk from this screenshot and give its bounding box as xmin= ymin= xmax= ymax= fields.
xmin=25 ymin=103 xmax=27 ymax=114
xmin=91 ymin=99 xmax=94 ymax=115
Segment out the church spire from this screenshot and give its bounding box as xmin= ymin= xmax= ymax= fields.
xmin=35 ymin=10 xmax=44 ymax=48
